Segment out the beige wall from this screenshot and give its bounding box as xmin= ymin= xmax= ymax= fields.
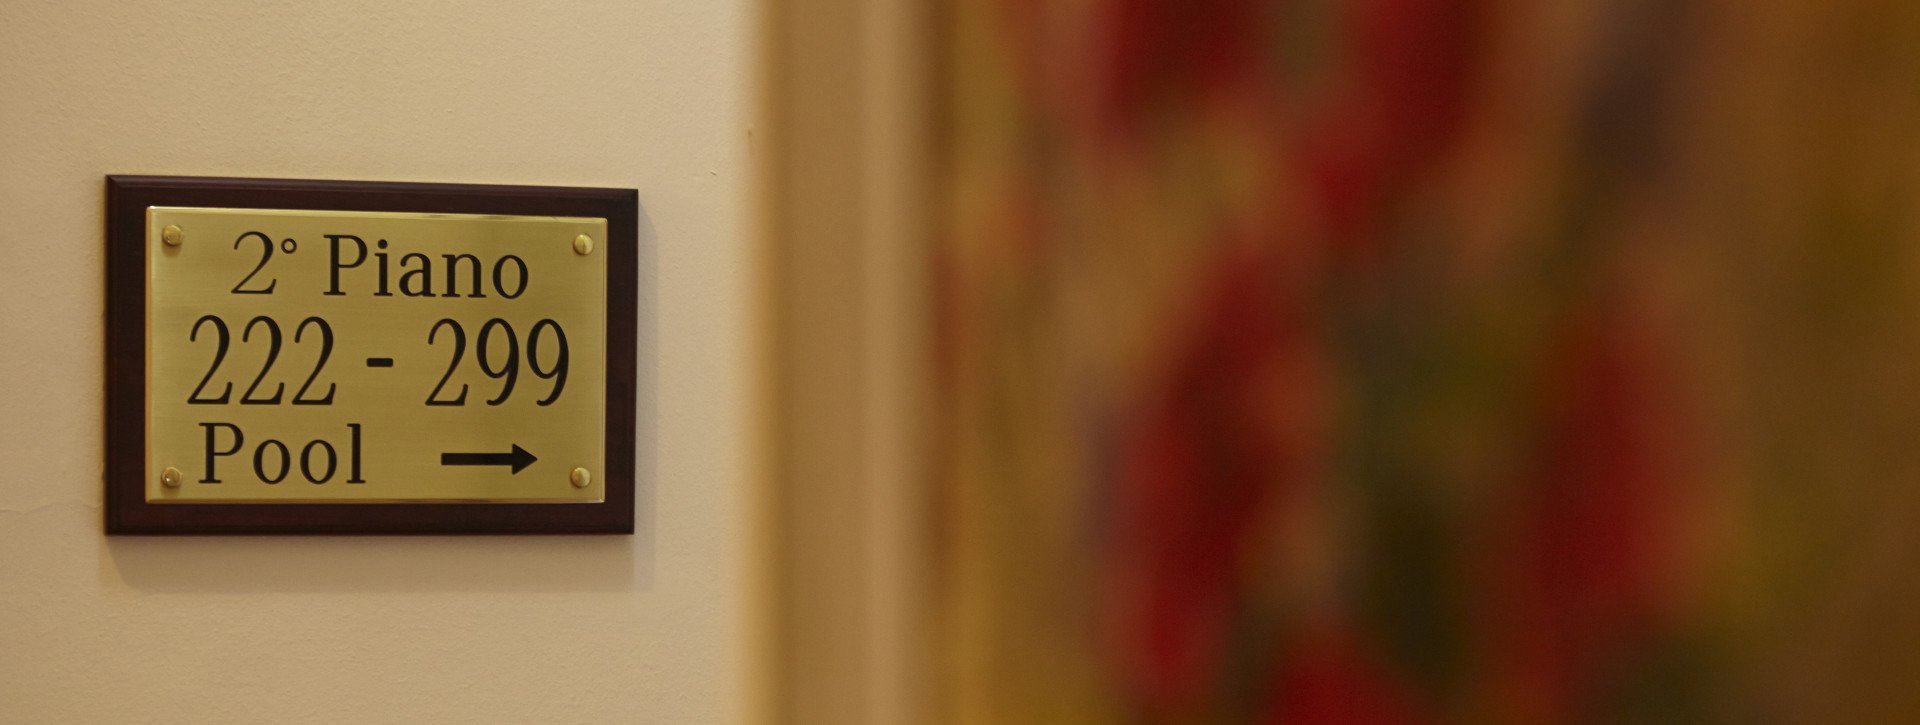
xmin=0 ymin=1 xmax=752 ymax=722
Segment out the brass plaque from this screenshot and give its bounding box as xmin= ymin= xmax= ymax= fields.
xmin=145 ymin=207 xmax=606 ymax=503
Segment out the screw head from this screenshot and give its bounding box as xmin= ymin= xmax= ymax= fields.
xmin=161 ymin=225 xmax=183 ymax=247
xmin=572 ymin=234 xmax=594 ymax=256
xmin=160 ymin=467 xmax=183 ymax=488
xmin=569 ymin=467 xmax=591 ymax=488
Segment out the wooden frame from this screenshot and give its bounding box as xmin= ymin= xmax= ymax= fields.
xmin=757 ymin=0 xmax=933 ymax=718
xmin=104 ymin=175 xmax=638 ymax=535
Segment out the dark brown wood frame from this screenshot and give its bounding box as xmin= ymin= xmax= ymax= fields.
xmin=105 ymin=176 xmax=638 ymax=534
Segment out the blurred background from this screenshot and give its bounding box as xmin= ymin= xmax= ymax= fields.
xmin=763 ymin=0 xmax=1920 ymax=722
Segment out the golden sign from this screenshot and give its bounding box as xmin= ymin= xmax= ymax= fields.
xmin=145 ymin=207 xmax=606 ymax=503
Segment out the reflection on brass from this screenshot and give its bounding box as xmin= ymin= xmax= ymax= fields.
xmin=145 ymin=207 xmax=608 ymax=503
xmin=573 ymin=233 xmax=594 ymax=256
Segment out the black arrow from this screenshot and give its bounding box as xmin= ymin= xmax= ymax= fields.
xmin=440 ymin=444 xmax=537 ymax=474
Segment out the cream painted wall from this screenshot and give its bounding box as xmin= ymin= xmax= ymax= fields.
xmin=0 ymin=1 xmax=751 ymax=722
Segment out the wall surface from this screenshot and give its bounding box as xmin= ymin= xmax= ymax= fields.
xmin=0 ymin=0 xmax=752 ymax=722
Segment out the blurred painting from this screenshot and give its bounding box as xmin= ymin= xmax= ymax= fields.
xmin=931 ymin=0 xmax=1920 ymax=721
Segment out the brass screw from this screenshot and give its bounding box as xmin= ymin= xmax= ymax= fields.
xmin=569 ymin=467 xmax=591 ymax=488
xmin=572 ymin=234 xmax=594 ymax=256
xmin=160 ymin=467 xmax=183 ymax=488
xmin=161 ymin=225 xmax=183 ymax=247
